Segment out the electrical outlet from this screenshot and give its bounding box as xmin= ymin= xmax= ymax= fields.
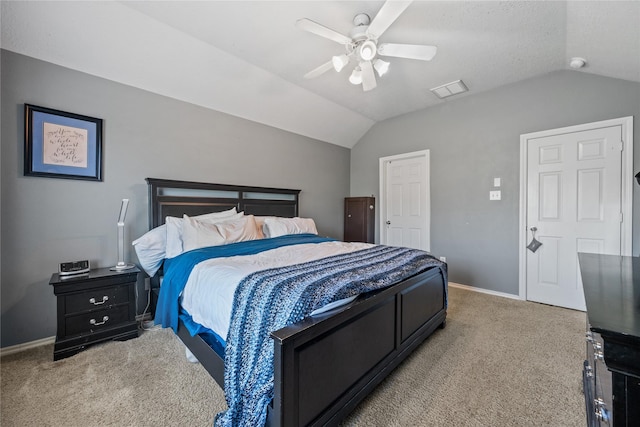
xmin=489 ymin=190 xmax=501 ymax=201
xmin=439 ymin=256 xmax=446 ymax=262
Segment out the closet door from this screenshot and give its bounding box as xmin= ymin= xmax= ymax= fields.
xmin=344 ymin=197 xmax=375 ymax=243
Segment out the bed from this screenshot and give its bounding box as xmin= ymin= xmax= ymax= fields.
xmin=139 ymin=178 xmax=448 ymax=426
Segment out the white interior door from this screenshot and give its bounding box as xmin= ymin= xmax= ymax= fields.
xmin=525 ymin=125 xmax=623 ymax=310
xmin=379 ymin=150 xmax=430 ymax=251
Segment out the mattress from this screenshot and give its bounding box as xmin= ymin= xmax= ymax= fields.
xmin=180 ymin=240 xmax=374 ymax=340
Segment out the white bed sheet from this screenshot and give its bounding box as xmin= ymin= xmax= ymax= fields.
xmin=180 ymin=241 xmax=374 ymax=340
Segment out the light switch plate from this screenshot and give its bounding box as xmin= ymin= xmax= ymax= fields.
xmin=493 ymin=177 xmax=501 ymax=187
xmin=489 ymin=190 xmax=501 ymax=201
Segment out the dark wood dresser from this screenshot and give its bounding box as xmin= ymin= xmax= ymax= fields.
xmin=344 ymin=197 xmax=375 ymax=243
xmin=579 ymin=253 xmax=640 ymax=426
xmin=50 ymin=267 xmax=139 ymax=360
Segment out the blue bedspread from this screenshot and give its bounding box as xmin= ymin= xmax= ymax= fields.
xmin=154 ymin=234 xmax=334 ymax=332
xmin=214 ymin=244 xmax=446 ymax=427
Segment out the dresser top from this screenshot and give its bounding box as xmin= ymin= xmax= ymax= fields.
xmin=579 ymin=253 xmax=640 ymax=340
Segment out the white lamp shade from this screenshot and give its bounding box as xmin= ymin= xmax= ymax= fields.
xmin=373 ymin=59 xmax=390 ymax=76
xmin=349 ymin=67 xmax=363 ymax=85
xmin=359 ymin=40 xmax=377 ymax=61
xmin=332 ymin=54 xmax=349 ymax=72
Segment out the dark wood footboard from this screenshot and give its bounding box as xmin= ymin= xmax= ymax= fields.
xmin=269 ymin=267 xmax=446 ymax=426
xmin=176 ymin=266 xmax=446 ymax=426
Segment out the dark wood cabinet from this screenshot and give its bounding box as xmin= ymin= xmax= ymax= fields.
xmin=50 ymin=267 xmax=139 ymax=360
xmin=579 ymin=253 xmax=640 ymax=426
xmin=344 ymin=197 xmax=375 ymax=243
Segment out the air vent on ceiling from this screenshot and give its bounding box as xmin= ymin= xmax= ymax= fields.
xmin=430 ymin=79 xmax=468 ymax=99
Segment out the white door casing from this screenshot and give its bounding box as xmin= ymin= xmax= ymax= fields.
xmin=519 ymin=117 xmax=633 ymax=310
xmin=379 ymin=150 xmax=430 ymax=251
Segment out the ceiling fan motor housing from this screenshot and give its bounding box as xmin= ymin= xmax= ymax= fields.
xmin=349 ymin=25 xmax=371 ymax=42
xmin=349 ymin=14 xmax=378 ymax=62
xmin=353 ymin=13 xmax=371 ymax=26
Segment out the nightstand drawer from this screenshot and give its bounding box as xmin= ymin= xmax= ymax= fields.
xmin=65 ymin=304 xmax=132 ymax=337
xmin=65 ymin=285 xmax=131 ymax=314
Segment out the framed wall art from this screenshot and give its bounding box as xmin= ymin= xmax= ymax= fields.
xmin=24 ymin=104 xmax=103 ymax=181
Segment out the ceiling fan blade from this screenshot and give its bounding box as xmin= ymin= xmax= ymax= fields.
xmin=296 ymin=18 xmax=352 ymax=45
xmin=378 ymin=43 xmax=437 ymax=61
xmin=366 ymin=0 xmax=413 ymax=40
xmin=304 ymin=60 xmax=334 ymax=79
xmin=360 ymin=61 xmax=377 ymax=92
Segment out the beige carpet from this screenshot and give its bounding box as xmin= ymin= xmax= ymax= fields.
xmin=1 ymin=287 xmax=586 ymax=426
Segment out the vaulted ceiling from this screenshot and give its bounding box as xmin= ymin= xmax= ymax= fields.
xmin=2 ymin=1 xmax=639 ymax=148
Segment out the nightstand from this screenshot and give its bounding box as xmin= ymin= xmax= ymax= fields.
xmin=49 ymin=267 xmax=139 ymax=360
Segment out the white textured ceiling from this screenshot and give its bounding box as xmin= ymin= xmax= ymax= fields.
xmin=2 ymin=1 xmax=639 ymax=148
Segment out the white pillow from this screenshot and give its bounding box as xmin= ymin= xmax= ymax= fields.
xmin=132 ymin=224 xmax=166 ymax=277
xmin=165 ymin=208 xmax=240 ymax=258
xmin=254 ymin=216 xmax=276 ymax=239
xmin=182 ymin=214 xmax=262 ymax=252
xmin=263 ymin=217 xmax=318 ymax=238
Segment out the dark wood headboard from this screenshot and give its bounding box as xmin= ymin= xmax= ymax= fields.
xmin=145 ymin=178 xmax=301 ymax=315
xmin=146 ymin=178 xmax=301 ymax=229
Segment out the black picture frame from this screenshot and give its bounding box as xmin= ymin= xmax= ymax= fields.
xmin=24 ymin=104 xmax=103 ymax=181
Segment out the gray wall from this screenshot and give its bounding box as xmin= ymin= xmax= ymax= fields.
xmin=1 ymin=50 xmax=350 ymax=348
xmin=351 ymin=70 xmax=640 ymax=295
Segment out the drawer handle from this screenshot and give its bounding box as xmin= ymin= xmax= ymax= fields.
xmin=90 ymin=316 xmax=109 ymax=326
xmin=593 ymin=342 xmax=604 ymax=361
xmin=89 ymin=296 xmax=109 ymax=305
xmin=585 ymin=331 xmax=595 ymax=343
xmin=584 ymin=363 xmax=593 ymax=378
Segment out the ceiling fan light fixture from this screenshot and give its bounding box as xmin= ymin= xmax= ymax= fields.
xmin=349 ymin=67 xmax=363 ymax=85
xmin=359 ymin=40 xmax=377 ymax=61
xmin=297 ymin=1 xmax=437 ymax=92
xmin=373 ymin=59 xmax=390 ymax=77
xmin=332 ymin=54 xmax=349 ymax=72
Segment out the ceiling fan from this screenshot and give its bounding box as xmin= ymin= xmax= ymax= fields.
xmin=296 ymin=0 xmax=437 ymax=92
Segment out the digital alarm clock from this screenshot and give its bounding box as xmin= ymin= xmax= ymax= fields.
xmin=59 ymin=260 xmax=90 ymax=276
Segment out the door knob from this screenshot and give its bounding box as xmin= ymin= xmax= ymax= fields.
xmin=386 ymin=220 xmax=391 ymax=225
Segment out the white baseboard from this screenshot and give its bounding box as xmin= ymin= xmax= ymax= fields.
xmin=1 ymin=336 xmax=55 ymax=357
xmin=449 ymin=282 xmax=522 ymax=301
xmin=2 ymin=314 xmax=154 ymax=356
